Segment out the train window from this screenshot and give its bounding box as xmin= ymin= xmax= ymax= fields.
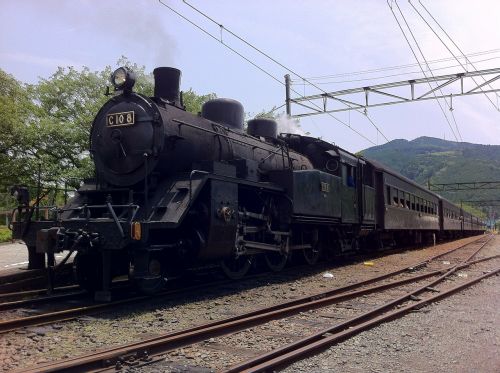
xmin=348 ymin=167 xmax=356 ymax=188
xmin=386 ymin=186 xmax=391 ymax=205
xmin=392 ymin=188 xmax=398 ymax=206
xmin=362 ymin=164 xmax=374 ymax=187
xmin=341 ymin=164 xmax=347 ymax=186
xmin=424 ymin=201 xmax=428 ymax=214
xmin=405 ymin=193 xmax=410 ymax=209
xmin=399 ymin=196 xmax=405 ymax=207
xmin=342 ymin=164 xmax=356 ymax=188
xmin=411 ymin=195 xmax=416 ymax=210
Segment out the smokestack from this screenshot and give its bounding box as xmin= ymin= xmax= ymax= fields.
xmin=153 ymin=67 xmax=181 ymax=106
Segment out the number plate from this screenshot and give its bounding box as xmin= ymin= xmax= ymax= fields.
xmin=106 ymin=111 xmax=135 ymax=127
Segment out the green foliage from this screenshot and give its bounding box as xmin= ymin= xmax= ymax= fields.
xmin=0 ymin=226 xmax=11 ymax=243
xmin=0 ymin=70 xmax=36 ymax=186
xmin=183 ymin=89 xmax=216 ymax=114
xmin=253 ymin=107 xmax=280 ymax=119
xmin=0 ymin=57 xmax=216 ymax=202
xmin=361 ymin=136 xmax=500 ymax=219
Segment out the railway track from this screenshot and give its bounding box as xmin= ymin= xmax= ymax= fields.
xmin=0 ymin=263 xmax=74 ymax=294
xmin=0 ymin=286 xmax=85 ymax=311
xmin=0 ymin=258 xmax=333 ymax=334
xmin=10 ymin=235 xmax=497 ymax=373
xmin=0 ymin=237 xmax=462 ymax=334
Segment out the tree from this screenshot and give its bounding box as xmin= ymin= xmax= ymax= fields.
xmin=0 ymin=70 xmax=36 ymax=187
xmin=183 ymin=88 xmax=216 ymax=114
xmin=0 ymin=57 xmax=217 ymax=196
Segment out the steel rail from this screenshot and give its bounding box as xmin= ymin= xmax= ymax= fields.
xmin=0 ymin=285 xmax=78 ymax=301
xmin=104 ymin=254 xmax=500 ymax=373
xmin=0 ymin=288 xmax=85 ymax=311
xmin=0 ymin=236 xmax=485 ymax=335
xmin=0 ymin=263 xmax=74 ymax=294
xmin=13 ymin=236 xmax=491 ymax=372
xmin=0 ymin=260 xmax=341 ymax=334
xmin=231 ymin=266 xmax=500 ymax=372
xmin=226 ymin=237 xmax=496 ymax=372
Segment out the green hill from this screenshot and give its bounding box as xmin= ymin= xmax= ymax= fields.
xmin=360 ymin=136 xmax=500 ymax=220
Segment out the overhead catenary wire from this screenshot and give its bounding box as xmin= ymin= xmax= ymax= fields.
xmin=293 ymin=48 xmax=500 ymax=81
xmin=292 ymin=55 xmax=500 ymax=85
xmin=388 ymin=0 xmax=460 ymax=142
xmin=392 ymin=1 xmax=463 ymax=141
xmin=179 ymin=0 xmax=388 ymax=143
xmin=157 ymin=0 xmax=378 ymax=145
xmin=409 ymin=0 xmax=500 ymax=112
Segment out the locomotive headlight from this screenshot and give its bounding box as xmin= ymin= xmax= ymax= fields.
xmin=111 ymin=67 xmax=136 ymax=92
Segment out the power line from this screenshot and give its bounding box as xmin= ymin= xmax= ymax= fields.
xmin=178 ymin=0 xmax=388 ymax=143
xmin=157 ymin=1 xmax=283 ymax=86
xmin=389 ymin=0 xmax=460 ymax=142
xmin=292 ymin=56 xmax=500 ymax=85
xmin=158 ymin=0 xmax=377 ymax=145
xmin=410 ymin=0 xmax=500 ymax=112
xmin=393 ymin=1 xmax=463 ymax=141
xmin=294 ymin=48 xmax=500 ymax=81
xmin=394 ymin=0 xmax=462 ymax=141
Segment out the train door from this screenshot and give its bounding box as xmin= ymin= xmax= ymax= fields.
xmin=341 ymin=162 xmax=358 ymax=223
xmin=360 ymin=162 xmax=375 ymax=225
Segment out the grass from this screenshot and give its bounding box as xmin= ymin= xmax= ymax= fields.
xmin=0 ymin=226 xmax=12 ymax=243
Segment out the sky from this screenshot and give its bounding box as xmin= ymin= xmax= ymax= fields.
xmin=1 ymin=0 xmax=499 ymax=152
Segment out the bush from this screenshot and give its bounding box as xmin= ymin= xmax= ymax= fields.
xmin=0 ymin=226 xmax=12 ymax=243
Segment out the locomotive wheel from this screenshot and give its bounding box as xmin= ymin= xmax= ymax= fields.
xmin=73 ymin=253 xmax=102 ymax=292
xmin=221 ymin=255 xmax=253 ymax=280
xmin=135 ymin=276 xmax=166 ymax=294
xmin=133 ymin=258 xmax=167 ymax=294
xmin=303 ymin=244 xmax=321 ymax=265
xmin=264 ymin=252 xmax=288 ymax=272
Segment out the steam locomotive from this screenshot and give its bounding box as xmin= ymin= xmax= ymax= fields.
xmin=11 ymin=66 xmax=485 ymax=301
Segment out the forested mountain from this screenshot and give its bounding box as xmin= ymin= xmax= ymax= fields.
xmin=361 ymin=136 xmax=500 ymax=219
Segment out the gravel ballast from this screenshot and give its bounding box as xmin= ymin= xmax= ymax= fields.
xmin=1 ymin=235 xmax=498 ymax=372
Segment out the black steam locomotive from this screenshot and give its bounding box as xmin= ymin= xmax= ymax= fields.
xmin=11 ymin=66 xmax=485 ymax=300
